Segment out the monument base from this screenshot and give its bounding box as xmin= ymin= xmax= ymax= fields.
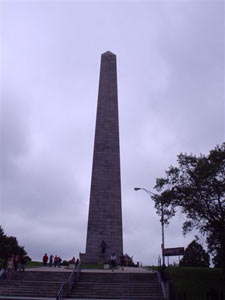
xmin=79 ymin=253 xmax=86 ymax=263
xmin=99 ymin=254 xmax=107 ymax=265
xmin=104 ymin=264 xmax=110 ymax=270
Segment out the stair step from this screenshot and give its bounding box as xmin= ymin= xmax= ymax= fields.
xmin=0 ymin=270 xmax=164 ymax=299
xmin=0 ymin=271 xmax=68 ymax=298
xmin=70 ymin=272 xmax=164 ymax=300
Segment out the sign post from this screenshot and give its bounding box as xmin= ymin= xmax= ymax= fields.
xmin=163 ymin=247 xmax=185 ymax=257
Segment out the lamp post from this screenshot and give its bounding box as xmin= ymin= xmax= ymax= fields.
xmin=134 ymin=187 xmax=165 ymax=267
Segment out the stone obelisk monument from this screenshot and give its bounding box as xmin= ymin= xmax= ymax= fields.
xmin=85 ymin=51 xmax=123 ymax=263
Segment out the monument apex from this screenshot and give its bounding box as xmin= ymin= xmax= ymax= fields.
xmin=102 ymin=50 xmax=116 ymax=56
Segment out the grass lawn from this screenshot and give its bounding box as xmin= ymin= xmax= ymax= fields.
xmin=147 ymin=266 xmax=225 ymax=296
xmin=81 ymin=263 xmax=104 ymax=269
xmin=147 ymin=265 xmax=160 ymax=271
xmin=165 ymin=267 xmax=225 ymax=293
xmin=26 ymin=261 xmax=43 ymax=268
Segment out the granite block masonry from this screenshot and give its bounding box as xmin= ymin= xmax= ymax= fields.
xmin=85 ymin=51 xmax=123 ymax=263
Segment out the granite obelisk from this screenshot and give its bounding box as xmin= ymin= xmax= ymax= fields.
xmin=85 ymin=51 xmax=123 ymax=263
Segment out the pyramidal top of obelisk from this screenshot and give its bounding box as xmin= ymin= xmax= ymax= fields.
xmin=85 ymin=51 xmax=123 ymax=264
xmin=102 ymin=50 xmax=115 ymax=55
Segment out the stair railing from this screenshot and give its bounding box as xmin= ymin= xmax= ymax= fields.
xmin=156 ymin=269 xmax=167 ymax=300
xmin=67 ymin=260 xmax=82 ymax=295
xmin=67 ymin=269 xmax=75 ymax=295
xmin=56 ymin=260 xmax=82 ymax=300
xmin=56 ymin=283 xmax=65 ymax=300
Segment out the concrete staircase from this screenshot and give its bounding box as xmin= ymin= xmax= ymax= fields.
xmin=0 ymin=270 xmax=71 ymax=298
xmin=70 ymin=271 xmax=164 ymax=299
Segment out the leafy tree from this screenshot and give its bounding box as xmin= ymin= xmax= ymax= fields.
xmin=0 ymin=226 xmax=27 ymax=260
xmin=152 ymin=143 xmax=225 ymax=273
xmin=212 ymin=247 xmax=223 ymax=268
xmin=207 ymin=231 xmax=223 ymax=268
xmin=179 ymin=240 xmax=210 ymax=267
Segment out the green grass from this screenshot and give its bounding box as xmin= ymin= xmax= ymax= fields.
xmin=165 ymin=267 xmax=225 ymax=293
xmin=26 ymin=261 xmax=43 ymax=268
xmin=146 ymin=266 xmax=225 ymax=296
xmin=146 ymin=265 xmax=160 ymax=271
xmin=81 ymin=263 xmax=104 ymax=269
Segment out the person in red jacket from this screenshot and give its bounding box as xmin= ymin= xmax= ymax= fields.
xmin=42 ymin=253 xmax=48 ymax=266
xmin=54 ymin=255 xmax=58 ymax=267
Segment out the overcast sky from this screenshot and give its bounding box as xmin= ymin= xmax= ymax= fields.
xmin=1 ymin=0 xmax=224 ymax=265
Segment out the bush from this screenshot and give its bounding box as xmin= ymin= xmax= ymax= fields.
xmin=62 ymin=260 xmax=69 ymax=266
xmin=180 ymin=240 xmax=210 ymax=268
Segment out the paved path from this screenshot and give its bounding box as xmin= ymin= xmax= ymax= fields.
xmin=81 ymin=267 xmax=153 ymax=273
xmin=0 ymin=298 xmax=137 ymax=300
xmin=26 ymin=266 xmax=72 ymax=272
xmin=26 ymin=266 xmax=153 ymax=273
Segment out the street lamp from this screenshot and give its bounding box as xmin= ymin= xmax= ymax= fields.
xmin=134 ymin=187 xmax=165 ymax=267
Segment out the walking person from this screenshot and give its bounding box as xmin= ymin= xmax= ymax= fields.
xmin=19 ymin=256 xmax=26 ymax=272
xmin=71 ymin=257 xmax=75 ymax=264
xmin=110 ymin=253 xmax=116 ymax=271
xmin=49 ymin=255 xmax=53 ymax=267
xmin=54 ymin=255 xmax=58 ymax=268
xmin=1 ymin=259 xmax=8 ymax=280
xmin=75 ymin=259 xmax=80 ymax=269
xmin=7 ymin=256 xmax=14 ymax=280
xmin=120 ymin=253 xmax=125 ymax=271
xmin=58 ymin=257 xmax=62 ymax=268
xmin=13 ymin=255 xmax=19 ymax=271
xmin=42 ymin=253 xmax=48 ymax=266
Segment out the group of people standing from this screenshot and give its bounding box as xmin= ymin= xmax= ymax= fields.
xmin=42 ymin=253 xmax=62 ymax=268
xmin=42 ymin=254 xmax=80 ymax=268
xmin=110 ymin=253 xmax=126 ymax=271
xmin=8 ymin=255 xmax=26 ymax=273
xmin=0 ymin=255 xmax=26 ymax=280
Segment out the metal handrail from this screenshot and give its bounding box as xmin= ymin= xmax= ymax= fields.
xmin=155 ymin=270 xmax=167 ymax=300
xmin=56 ymin=261 xmax=82 ymax=300
xmin=70 ymin=261 xmax=82 ymax=291
xmin=56 ymin=283 xmax=65 ymax=300
xmin=67 ymin=270 xmax=75 ymax=295
xmin=75 ymin=260 xmax=82 ymax=281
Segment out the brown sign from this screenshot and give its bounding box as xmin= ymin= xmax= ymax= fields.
xmin=163 ymin=247 xmax=184 ymax=257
